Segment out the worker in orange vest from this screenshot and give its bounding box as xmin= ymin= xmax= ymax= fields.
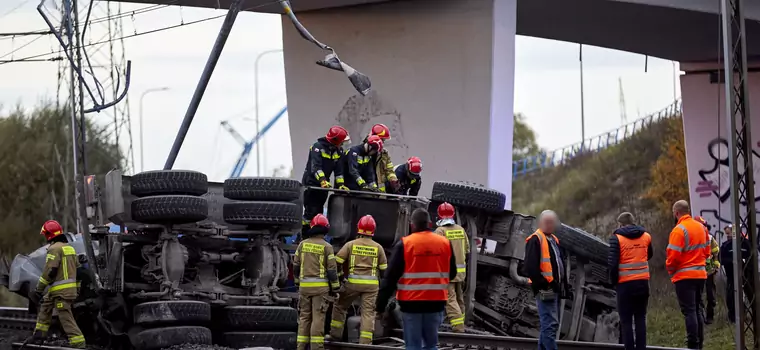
xmin=666 ymin=200 xmax=710 ymax=350
xmin=607 ymin=212 xmax=652 ymax=350
xmin=525 ymin=210 xmax=570 ymax=350
xmin=375 ymin=208 xmax=457 ymax=350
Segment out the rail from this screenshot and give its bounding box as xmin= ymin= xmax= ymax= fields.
xmin=512 ymin=99 xmax=682 ymax=178
xmin=0 ymin=306 xmax=35 ymax=331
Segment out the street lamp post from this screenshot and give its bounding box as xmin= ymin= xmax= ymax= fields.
xmin=254 ymin=49 xmax=283 ymax=176
xmin=139 ymin=87 xmax=170 ymax=172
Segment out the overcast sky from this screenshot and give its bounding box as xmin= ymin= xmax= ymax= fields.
xmin=0 ymin=1 xmax=681 ymax=181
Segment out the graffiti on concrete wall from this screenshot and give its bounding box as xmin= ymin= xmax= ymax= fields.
xmin=694 ymin=137 xmax=760 ymax=237
xmin=335 ymin=90 xmax=409 ymax=160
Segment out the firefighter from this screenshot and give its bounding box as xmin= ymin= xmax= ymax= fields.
xmin=294 ymin=214 xmax=341 ymax=350
xmin=329 ymin=215 xmax=388 ymax=343
xmin=694 ymin=216 xmax=720 ymax=325
xmin=301 ymin=126 xmax=350 ymax=233
xmin=29 ymin=220 xmax=86 ymax=348
xmin=343 ymin=135 xmax=384 ymax=192
xmin=363 ymin=123 xmax=398 ymax=193
xmin=434 ymin=202 xmax=469 ymax=332
xmin=666 ymin=200 xmax=709 ymax=350
xmin=393 ymin=156 xmax=422 ymax=196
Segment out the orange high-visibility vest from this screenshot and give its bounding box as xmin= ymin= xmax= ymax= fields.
xmin=396 ymin=231 xmax=452 ymax=302
xmin=617 ymin=232 xmax=651 ymax=283
xmin=666 ymin=215 xmax=709 ymax=283
xmin=526 ymin=229 xmax=559 ymax=285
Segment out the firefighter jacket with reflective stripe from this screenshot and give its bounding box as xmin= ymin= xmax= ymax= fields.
xmin=374 ymin=149 xmax=397 ymax=192
xmin=341 ymin=145 xmax=377 ymax=190
xmin=524 ymin=229 xmax=562 ymax=292
xmin=302 ymin=137 xmax=345 ymax=187
xmin=434 ymin=224 xmax=469 ymax=282
xmin=615 ymin=232 xmax=651 ymax=283
xmin=705 ymin=234 xmax=720 ymax=275
xmin=335 ymin=237 xmax=388 ymax=291
xmin=666 ymin=215 xmax=709 ymax=283
xmin=395 ymin=231 xmax=452 ymax=302
xmin=293 ymin=236 xmax=340 ymax=295
xmin=36 ymin=242 xmax=80 ymax=299
xmin=394 ymin=163 xmax=421 ymax=196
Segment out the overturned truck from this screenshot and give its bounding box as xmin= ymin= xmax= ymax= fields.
xmin=1 ymin=171 xmax=618 ymax=349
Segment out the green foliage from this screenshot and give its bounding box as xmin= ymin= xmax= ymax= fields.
xmin=513 ymin=113 xmax=541 ymax=159
xmin=0 ymin=104 xmax=123 ymax=259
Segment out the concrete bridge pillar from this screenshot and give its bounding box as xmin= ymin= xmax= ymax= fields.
xmin=282 ymin=0 xmax=517 ymax=208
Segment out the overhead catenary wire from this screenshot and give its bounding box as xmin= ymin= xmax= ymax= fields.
xmin=0 ymin=0 xmax=32 ymax=21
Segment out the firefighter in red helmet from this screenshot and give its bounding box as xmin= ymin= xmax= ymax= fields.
xmin=29 ymin=220 xmax=86 ymax=348
xmin=363 ymin=124 xmax=399 ymax=193
xmin=434 ymin=203 xmax=470 ymax=332
xmin=342 ymin=135 xmax=384 ymax=192
xmin=302 ymin=126 xmax=350 ymax=234
xmin=392 ymin=156 xmax=422 ymax=196
xmin=329 ymin=215 xmax=388 ymax=343
xmin=294 ymin=214 xmax=340 ymax=350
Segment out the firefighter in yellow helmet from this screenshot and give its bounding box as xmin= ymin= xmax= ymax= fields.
xmin=434 ymin=202 xmax=469 ymax=332
xmin=29 ymin=220 xmax=86 ymax=348
xmin=294 ymin=214 xmax=340 ymax=350
xmin=328 ymin=215 xmax=388 ymax=343
xmin=364 ymin=124 xmax=398 ymax=193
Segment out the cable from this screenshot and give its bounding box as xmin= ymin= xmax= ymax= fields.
xmin=0 ymin=0 xmax=31 ymax=21
xmin=0 ymin=34 xmax=45 ymax=60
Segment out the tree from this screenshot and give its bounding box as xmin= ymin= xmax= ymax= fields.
xmin=0 ymin=105 xmax=124 ymax=259
xmin=513 ymin=113 xmax=541 ymax=159
xmin=644 ymin=116 xmax=689 ymax=213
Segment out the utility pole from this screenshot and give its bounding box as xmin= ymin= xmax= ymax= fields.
xmin=579 ymin=44 xmax=586 ymax=151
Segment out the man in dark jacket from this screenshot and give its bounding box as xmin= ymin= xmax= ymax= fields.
xmin=607 ymin=212 xmax=653 ymax=350
xmin=524 ymin=210 xmax=570 ymax=350
xmin=342 ymin=135 xmax=384 ymax=192
xmin=301 ymin=126 xmax=349 ymax=233
xmin=392 ymin=156 xmax=422 ymax=196
xmin=720 ymin=225 xmax=752 ymax=323
xmin=376 ymin=209 xmax=457 ymax=350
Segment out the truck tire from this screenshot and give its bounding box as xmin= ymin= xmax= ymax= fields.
xmin=223 ymin=177 xmax=302 ymax=201
xmin=133 ymin=301 xmax=211 ymax=326
xmin=132 ymin=326 xmax=211 ymax=350
xmin=224 ymin=305 xmax=298 ymax=331
xmin=554 ymin=224 xmax=608 ymax=265
xmin=431 ymin=181 xmax=506 ymax=213
xmin=132 ymin=195 xmax=208 ymax=224
xmin=222 ymin=331 xmax=297 ymax=349
xmin=131 ymin=170 xmax=208 ymax=197
xmin=223 ymin=201 xmax=301 ymax=226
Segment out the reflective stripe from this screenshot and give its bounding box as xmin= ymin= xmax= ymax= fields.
xmin=541 ymin=271 xmax=553 ymax=277
xmin=336 ymin=176 xmax=345 ymax=184
xmin=297 ymin=335 xmax=310 ymax=343
xmin=667 ymin=244 xmax=682 ymax=252
xmin=348 ymin=274 xmax=379 ymax=285
xmin=328 ymin=254 xmax=335 ymax=260
xmin=300 ymin=277 xmax=328 ymax=288
xmin=331 ymin=320 xmax=344 ymax=328
xmin=46 ymin=254 xmax=56 ymax=262
xmin=315 ymin=170 xmax=326 ymax=180
xmin=668 ymin=265 xmax=706 ymax=277
xmin=331 ymin=282 xmax=340 ymax=289
xmin=450 ymin=316 xmax=465 ymax=326
xmin=619 ymin=262 xmax=648 ymax=268
xmin=360 ymin=331 xmax=373 ymax=339
xmin=61 ymin=246 xmax=76 ymax=256
xmin=620 ymin=267 xmax=649 ymax=276
xmin=69 ymin=335 xmax=85 ymax=344
xmin=356 ymin=177 xmax=366 ymax=186
xmin=677 ymin=224 xmax=709 ymax=251
xmin=348 ymin=274 xmax=377 ymax=280
xmin=397 ymin=284 xmax=448 ymax=291
xmin=456 ymin=267 xmax=466 ymax=273
xmin=335 ymin=256 xmax=345 ymax=264
xmin=38 ymin=277 xmax=50 ymax=286
xmin=49 ymin=281 xmax=78 ymax=292
xmin=35 ymin=323 xmax=49 ymax=332
xmin=402 ymin=272 xmax=448 ymax=279
xmin=311 ymin=336 xmax=325 ymax=343
xmin=378 ymin=264 xmax=388 ymax=270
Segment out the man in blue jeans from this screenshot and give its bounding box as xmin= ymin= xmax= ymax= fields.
xmin=376 ymin=209 xmax=458 ymax=350
xmin=524 ymin=210 xmax=570 ymax=350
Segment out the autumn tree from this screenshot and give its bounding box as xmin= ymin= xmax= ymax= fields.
xmin=644 ymin=116 xmax=689 ymax=213
xmin=513 ymin=113 xmax=542 ymax=159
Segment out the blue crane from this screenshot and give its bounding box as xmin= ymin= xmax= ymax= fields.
xmin=221 ymin=106 xmax=288 ymax=178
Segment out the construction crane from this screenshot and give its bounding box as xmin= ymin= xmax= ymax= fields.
xmin=221 ymin=106 xmax=288 ymax=178
xmin=618 ymin=77 xmax=627 ymax=125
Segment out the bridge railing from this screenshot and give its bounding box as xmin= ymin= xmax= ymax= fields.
xmin=512 ymin=99 xmax=682 ymax=179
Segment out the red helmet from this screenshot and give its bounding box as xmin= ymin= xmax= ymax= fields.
xmin=310 ymin=214 xmax=330 ymax=228
xmin=366 ymin=135 xmax=384 ymax=154
xmin=407 ymin=156 xmax=422 ymax=175
xmin=40 ymin=220 xmax=64 ymax=241
xmin=694 ymin=216 xmax=707 ymax=226
xmin=437 ymin=202 xmax=455 ymax=220
xmin=357 ymin=215 xmax=377 ymax=236
xmin=370 ymin=123 xmax=391 ymax=140
xmin=326 ymin=126 xmax=349 ymax=146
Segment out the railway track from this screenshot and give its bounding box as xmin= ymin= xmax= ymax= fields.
xmin=0 ymin=306 xmax=35 ymax=331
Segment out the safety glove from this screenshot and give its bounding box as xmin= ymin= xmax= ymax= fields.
xmin=320 ymin=179 xmax=332 ymax=188
xmin=338 ymin=185 xmax=349 ymax=191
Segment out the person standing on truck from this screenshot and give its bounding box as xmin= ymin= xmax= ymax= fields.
xmin=363 ymin=123 xmax=399 ymax=193
xmin=524 ymin=210 xmax=569 ymax=350
xmin=392 ymin=156 xmax=423 ymax=196
xmin=342 ymin=135 xmax=384 ymax=192
xmin=29 ymin=220 xmax=86 ymax=348
xmin=301 ymin=126 xmax=351 ymax=234
xmin=434 ymin=202 xmax=469 ymax=333
xmin=294 ymin=214 xmax=341 ymax=350
xmin=329 ymin=215 xmax=388 ymax=343
xmin=376 ymin=208 xmax=457 ymax=350
xmin=694 ymin=216 xmax=720 ymax=325
xmin=607 ymin=212 xmax=652 ymax=350
xmin=666 ymin=200 xmax=710 ymax=350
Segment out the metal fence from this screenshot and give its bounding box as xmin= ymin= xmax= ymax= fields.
xmin=512 ymin=99 xmax=683 ymax=179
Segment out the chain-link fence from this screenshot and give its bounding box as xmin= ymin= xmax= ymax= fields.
xmin=512 ymin=99 xmax=683 ymax=178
